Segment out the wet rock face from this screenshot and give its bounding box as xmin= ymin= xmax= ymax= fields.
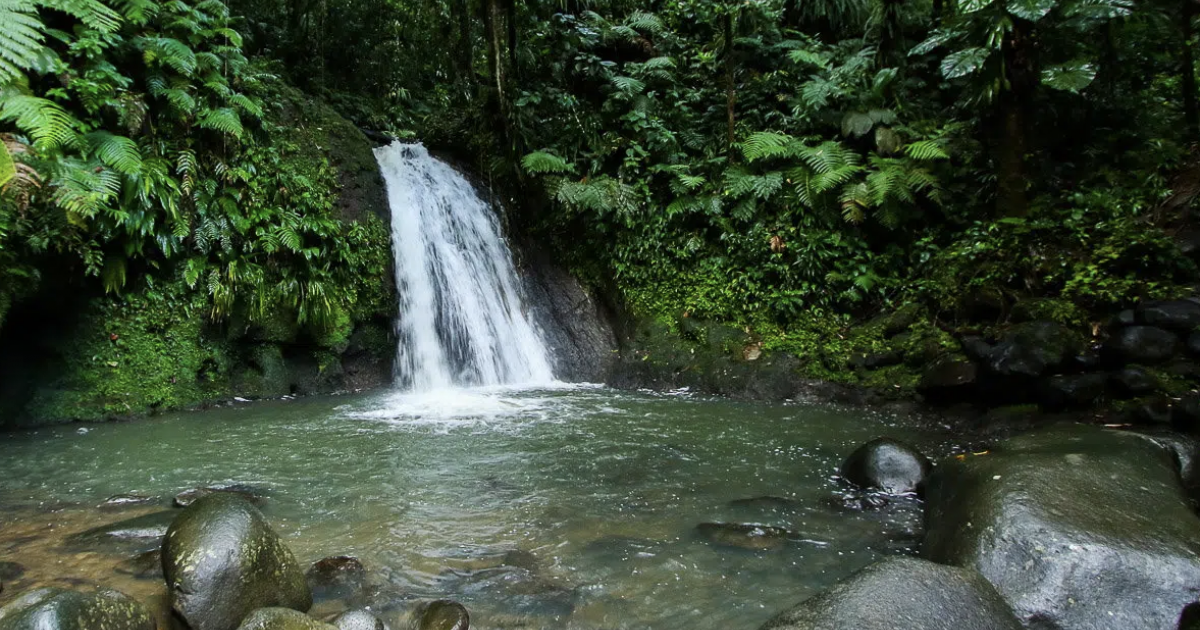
xmin=236 ymin=608 xmax=335 ymax=630
xmin=917 ymin=354 xmax=977 ymax=399
xmin=415 ymin=600 xmax=470 ymax=630
xmin=923 ymin=424 xmax=1200 ymax=630
xmin=985 ymin=321 xmax=1080 ymax=378
xmin=1137 ymin=300 xmax=1200 ymax=332
xmin=759 ymin=557 xmax=1022 ymax=630
xmin=162 ymin=493 xmax=312 ymax=630
xmin=840 ymin=438 xmax=932 ymax=495
xmin=0 ymin=586 xmax=156 ymax=630
xmin=1104 ymin=326 xmax=1179 ymax=365
xmin=1040 ymin=373 xmax=1108 ymax=410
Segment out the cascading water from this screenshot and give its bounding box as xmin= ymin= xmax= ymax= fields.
xmin=374 ymin=142 xmax=555 ymax=391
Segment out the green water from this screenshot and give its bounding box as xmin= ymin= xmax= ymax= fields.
xmin=0 ymin=385 xmax=952 ymax=629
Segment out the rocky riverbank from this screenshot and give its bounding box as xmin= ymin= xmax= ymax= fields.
xmin=756 ymin=424 xmax=1200 ymax=629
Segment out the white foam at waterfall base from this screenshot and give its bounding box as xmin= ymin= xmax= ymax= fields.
xmin=374 ymin=142 xmax=555 ymax=391
xmin=343 ymin=383 xmax=605 ymax=432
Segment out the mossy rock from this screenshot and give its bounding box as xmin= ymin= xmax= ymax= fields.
xmin=237 ymin=608 xmax=335 ymax=630
xmin=0 ymin=586 xmax=155 ymax=630
xmin=163 ymin=493 xmax=312 ymax=630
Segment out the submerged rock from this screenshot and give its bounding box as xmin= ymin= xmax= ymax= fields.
xmin=332 ymin=610 xmax=385 ymax=630
xmin=162 ymin=493 xmax=312 ymax=630
xmin=306 ymin=556 xmax=367 ymax=603
xmin=839 ymin=438 xmax=931 ymax=495
xmin=415 ymin=600 xmax=469 ymax=630
xmin=0 ymin=586 xmax=155 ymax=630
xmin=237 ymin=608 xmax=334 ymax=630
xmin=64 ymin=510 xmax=176 ymax=553
xmin=759 ymin=556 xmax=1021 ymax=630
xmin=114 ymin=549 xmax=163 ymax=580
xmin=99 ymin=494 xmax=158 ymax=509
xmin=174 ymin=484 xmax=269 ymax=508
xmin=696 ymin=522 xmax=796 ymax=551
xmin=923 ymin=424 xmax=1200 ymax=629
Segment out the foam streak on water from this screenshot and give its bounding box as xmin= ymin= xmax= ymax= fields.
xmin=374 ymin=142 xmax=554 ymax=390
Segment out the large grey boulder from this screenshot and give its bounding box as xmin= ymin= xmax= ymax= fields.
xmin=759 ymin=556 xmax=1021 ymax=630
xmin=162 ymin=492 xmax=312 ymax=630
xmin=0 ymin=587 xmax=155 ymax=630
xmin=985 ymin=321 xmax=1081 ymax=378
xmin=923 ymin=424 xmax=1200 ymax=630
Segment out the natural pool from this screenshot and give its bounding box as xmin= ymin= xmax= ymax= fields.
xmin=0 ymin=385 xmax=957 ymax=629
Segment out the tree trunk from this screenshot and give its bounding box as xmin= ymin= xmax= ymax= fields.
xmin=505 ymin=0 xmax=519 ymax=79
xmin=1183 ymin=0 xmax=1198 ymax=139
xmin=724 ymin=11 xmax=736 ymax=155
xmin=932 ymin=0 xmax=943 ymax=24
xmin=454 ymin=0 xmax=474 ymax=85
xmin=483 ymin=0 xmax=512 ymax=144
xmin=996 ymin=19 xmax=1036 ymax=217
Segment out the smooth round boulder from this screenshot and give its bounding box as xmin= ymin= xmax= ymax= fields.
xmin=923 ymin=424 xmax=1200 ymax=629
xmin=333 ymin=610 xmax=385 ymax=630
xmin=759 ymin=556 xmax=1021 ymax=630
xmin=840 ymin=438 xmax=931 ymax=495
xmin=237 ymin=608 xmax=335 ymax=630
xmin=1104 ymin=326 xmax=1179 ymax=364
xmin=0 ymin=586 xmax=155 ymax=630
xmin=415 ymin=600 xmax=469 ymax=630
xmin=162 ymin=493 xmax=312 ymax=630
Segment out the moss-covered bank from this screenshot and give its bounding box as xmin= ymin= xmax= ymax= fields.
xmin=0 ymin=84 xmax=396 ymax=427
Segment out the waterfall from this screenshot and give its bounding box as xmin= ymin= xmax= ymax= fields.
xmin=374 ymin=142 xmax=555 ymax=391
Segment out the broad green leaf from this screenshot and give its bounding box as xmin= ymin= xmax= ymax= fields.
xmin=941 ymin=47 xmax=990 ymax=79
xmin=1008 ymin=0 xmax=1057 ymax=20
xmin=841 ymin=111 xmax=874 ymax=137
xmin=1041 ymin=61 xmax=1097 ymax=92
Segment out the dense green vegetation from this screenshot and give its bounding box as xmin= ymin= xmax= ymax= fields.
xmin=223 ymin=0 xmax=1200 ymax=379
xmin=0 ymin=0 xmax=394 ymax=421
xmin=3 ymin=0 xmax=1200 ymax=414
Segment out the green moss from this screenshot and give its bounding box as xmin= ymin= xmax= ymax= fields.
xmin=24 ymin=280 xmax=234 ymax=422
xmin=1011 ymin=298 xmax=1087 ymax=327
xmin=859 ymin=363 xmax=921 ymax=392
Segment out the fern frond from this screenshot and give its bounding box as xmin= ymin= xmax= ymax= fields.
xmin=51 ymin=158 xmax=120 ymax=219
xmin=85 ymin=131 xmax=142 ymax=176
xmin=198 ymin=107 xmax=242 ymax=137
xmin=611 ymin=75 xmax=646 ymax=95
xmin=0 ymin=0 xmax=46 ymax=84
xmin=741 ymin=131 xmax=796 ymax=162
xmin=625 ymin=10 xmax=664 ymax=34
xmin=797 ymin=141 xmax=859 ymax=174
xmin=40 ymin=0 xmax=122 ymax=32
xmin=140 ymin=36 xmax=197 ymax=75
xmin=904 ymin=140 xmax=949 ymax=160
xmin=0 ymin=90 xmax=80 ymax=150
xmin=521 ymin=150 xmax=573 ymax=174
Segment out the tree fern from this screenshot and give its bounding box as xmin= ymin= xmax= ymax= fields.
xmin=41 ymin=0 xmax=122 ymax=32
